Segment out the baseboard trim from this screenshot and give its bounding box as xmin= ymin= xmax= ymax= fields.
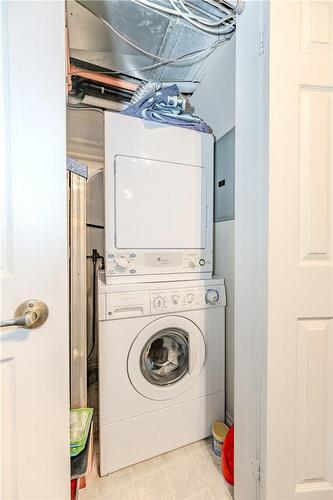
xmin=225 ymin=411 xmax=234 ymax=427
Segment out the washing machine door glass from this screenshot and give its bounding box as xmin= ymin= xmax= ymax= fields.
xmin=140 ymin=328 xmax=188 ymax=386
xmin=128 ymin=316 xmax=206 ymax=401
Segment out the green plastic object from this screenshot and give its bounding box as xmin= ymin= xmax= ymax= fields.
xmin=70 ymin=408 xmax=93 ymax=457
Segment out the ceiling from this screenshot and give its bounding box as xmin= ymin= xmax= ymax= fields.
xmin=67 ymin=0 xmax=236 ymax=93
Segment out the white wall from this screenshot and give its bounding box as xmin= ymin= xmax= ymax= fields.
xmin=190 ymin=37 xmax=235 ymax=139
xmin=214 ymin=220 xmax=235 ymax=422
xmin=191 ymin=38 xmax=236 ymax=423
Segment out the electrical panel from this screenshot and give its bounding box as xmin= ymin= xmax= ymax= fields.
xmin=214 ymin=127 xmax=235 ymax=222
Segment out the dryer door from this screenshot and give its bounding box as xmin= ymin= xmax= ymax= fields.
xmin=114 ymin=155 xmax=207 ymax=250
xmin=128 ymin=316 xmax=205 ymax=401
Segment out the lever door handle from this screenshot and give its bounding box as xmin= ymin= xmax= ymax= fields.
xmin=0 ymin=300 xmax=48 ymax=329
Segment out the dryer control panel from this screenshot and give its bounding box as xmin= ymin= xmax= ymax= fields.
xmin=105 ymin=251 xmax=212 ymax=278
xmin=150 ymin=285 xmax=225 ymax=315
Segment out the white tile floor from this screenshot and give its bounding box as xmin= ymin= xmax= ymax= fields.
xmin=80 ymin=438 xmax=233 ymax=500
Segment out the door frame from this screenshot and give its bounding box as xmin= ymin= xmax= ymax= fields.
xmin=234 ymin=1 xmax=269 ymax=499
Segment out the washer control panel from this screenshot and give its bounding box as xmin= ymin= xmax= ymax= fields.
xmin=99 ymin=279 xmax=226 ymax=320
xmin=150 ymin=285 xmax=225 ymax=314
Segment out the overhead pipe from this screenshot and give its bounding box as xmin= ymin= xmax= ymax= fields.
xmin=69 ymin=64 xmax=138 ymax=93
xmin=66 ymin=5 xmax=137 ymax=94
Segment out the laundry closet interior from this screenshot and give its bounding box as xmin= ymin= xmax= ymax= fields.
xmin=66 ymin=1 xmax=260 ymax=498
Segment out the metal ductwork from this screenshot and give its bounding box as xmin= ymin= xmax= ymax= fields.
xmin=67 ymin=0 xmax=243 ymax=93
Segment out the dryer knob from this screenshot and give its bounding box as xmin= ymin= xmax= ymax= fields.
xmin=205 ymin=289 xmax=219 ymax=305
xmin=114 ymin=257 xmax=129 ymax=273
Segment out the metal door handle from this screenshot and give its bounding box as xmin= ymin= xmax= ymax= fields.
xmin=0 ymin=300 xmax=48 ymax=329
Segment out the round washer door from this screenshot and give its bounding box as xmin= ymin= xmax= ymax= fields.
xmin=127 ymin=316 xmax=205 ymax=401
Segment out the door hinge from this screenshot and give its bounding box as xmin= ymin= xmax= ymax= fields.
xmin=255 ymin=458 xmax=261 ymax=483
xmin=259 ymin=30 xmax=264 ymax=56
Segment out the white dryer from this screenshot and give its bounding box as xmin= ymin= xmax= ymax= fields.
xmin=104 ymin=112 xmax=214 ymax=284
xmin=98 ymin=275 xmax=226 ymax=475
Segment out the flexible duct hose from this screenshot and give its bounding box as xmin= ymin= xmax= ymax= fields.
xmin=130 ymin=81 xmax=162 ymax=104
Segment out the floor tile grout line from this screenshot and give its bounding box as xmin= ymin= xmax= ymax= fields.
xmin=158 ymin=465 xmax=176 ymax=500
xmin=190 ymin=445 xmax=232 ymax=498
xmin=188 ymin=448 xmax=210 ymax=495
xmin=128 ymin=461 xmax=164 ymax=485
xmin=164 ymin=450 xmax=206 ymax=500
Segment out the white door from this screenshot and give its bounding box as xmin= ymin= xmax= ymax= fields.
xmin=264 ymin=1 xmax=333 ymax=499
xmin=0 ymin=2 xmax=69 ymax=499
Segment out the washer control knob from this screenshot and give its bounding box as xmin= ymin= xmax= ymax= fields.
xmin=171 ymin=295 xmax=180 ymax=305
xmin=205 ymin=289 xmax=219 ymax=305
xmin=153 ymin=296 xmax=165 ymax=309
xmin=114 ymin=257 xmax=129 ymax=273
xmin=186 ymin=293 xmax=195 ymax=304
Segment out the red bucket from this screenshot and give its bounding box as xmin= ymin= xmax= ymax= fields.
xmin=221 ymin=424 xmax=234 ymax=485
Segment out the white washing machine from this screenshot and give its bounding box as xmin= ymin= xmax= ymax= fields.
xmin=98 ymin=275 xmax=226 ymax=475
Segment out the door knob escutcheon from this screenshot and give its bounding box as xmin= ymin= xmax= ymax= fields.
xmin=0 ymin=300 xmax=49 ymax=329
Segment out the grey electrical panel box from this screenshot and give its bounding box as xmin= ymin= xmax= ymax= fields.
xmin=214 ymin=127 xmax=235 ymax=222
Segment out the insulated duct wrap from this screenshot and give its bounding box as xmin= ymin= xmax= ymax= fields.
xmin=67 ymin=0 xmax=240 ymax=92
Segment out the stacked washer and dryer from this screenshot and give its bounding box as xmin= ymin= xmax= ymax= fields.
xmin=98 ymin=112 xmax=226 ymax=475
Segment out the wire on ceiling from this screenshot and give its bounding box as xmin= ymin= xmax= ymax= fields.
xmin=74 ymin=0 xmax=232 ymax=77
xmin=133 ymin=0 xmax=236 ymax=35
xmin=172 ymin=0 xmax=231 ymax=27
xmin=69 ymin=34 xmax=226 ymax=78
xmin=173 ymin=0 xmax=235 ymax=32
